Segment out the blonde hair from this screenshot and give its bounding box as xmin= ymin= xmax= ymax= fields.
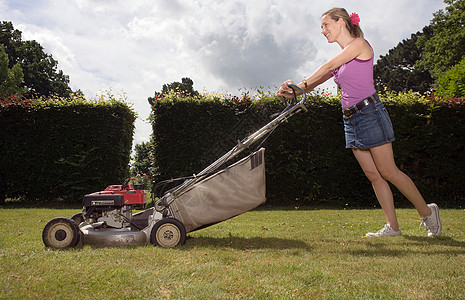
xmin=322 ymin=8 xmax=364 ymax=38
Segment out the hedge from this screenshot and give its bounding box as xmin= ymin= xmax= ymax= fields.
xmin=150 ymin=91 xmax=465 ymax=208
xmin=0 ymin=93 xmax=136 ymax=203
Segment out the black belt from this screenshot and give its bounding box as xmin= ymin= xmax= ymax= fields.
xmin=342 ymin=94 xmax=376 ymax=118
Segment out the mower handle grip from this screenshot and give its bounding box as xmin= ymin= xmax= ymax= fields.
xmin=287 ymin=82 xmax=307 ymax=102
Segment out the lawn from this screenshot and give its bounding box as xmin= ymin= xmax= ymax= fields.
xmin=1 ymin=207 xmax=464 ymax=299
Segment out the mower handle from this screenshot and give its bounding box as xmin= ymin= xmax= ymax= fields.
xmin=154 ymin=82 xmax=307 ymax=212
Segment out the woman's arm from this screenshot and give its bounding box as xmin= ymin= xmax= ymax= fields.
xmin=277 ymin=38 xmax=369 ymax=97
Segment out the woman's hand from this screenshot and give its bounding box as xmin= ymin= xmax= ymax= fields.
xmin=276 ymin=80 xmax=297 ymax=98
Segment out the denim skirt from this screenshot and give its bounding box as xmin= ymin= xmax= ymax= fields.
xmin=343 ymin=94 xmax=395 ymax=149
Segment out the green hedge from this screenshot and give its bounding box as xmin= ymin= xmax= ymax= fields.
xmin=150 ymin=92 xmax=465 ymax=208
xmin=0 ymin=93 xmax=136 ymax=203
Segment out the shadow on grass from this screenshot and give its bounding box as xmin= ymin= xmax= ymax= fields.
xmin=1 ymin=200 xmax=82 ymax=210
xmin=183 ymin=236 xmax=311 ymax=251
xmin=402 ymin=235 xmax=465 ymax=248
xmin=347 ymin=235 xmax=465 ymax=257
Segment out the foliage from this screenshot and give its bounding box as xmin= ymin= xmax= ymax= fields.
xmin=0 ymin=21 xmax=71 ymax=98
xmin=131 ymin=142 xmax=154 ymax=176
xmin=373 ymin=29 xmax=434 ymax=94
xmin=1 ymin=208 xmax=465 ymax=299
xmin=376 ymin=0 xmax=465 ymax=92
xmin=437 ymin=56 xmax=465 ymax=97
xmin=150 ymin=90 xmax=465 ymax=207
xmin=148 ymin=77 xmax=199 ymax=107
xmin=0 ymin=45 xmax=26 ymax=98
xmin=416 ymin=0 xmax=465 ymax=79
xmin=130 ymin=141 xmax=155 ymax=189
xmin=0 ymin=91 xmax=136 ymax=203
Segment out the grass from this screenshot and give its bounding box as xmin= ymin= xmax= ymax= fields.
xmin=1 ymin=206 xmax=464 ymax=299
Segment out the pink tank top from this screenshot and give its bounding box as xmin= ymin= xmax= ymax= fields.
xmin=332 ymin=40 xmax=376 ymax=109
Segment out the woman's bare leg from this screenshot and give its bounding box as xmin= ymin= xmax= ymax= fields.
xmin=368 ymin=143 xmax=431 ymax=218
xmin=352 ymin=148 xmax=400 ymax=230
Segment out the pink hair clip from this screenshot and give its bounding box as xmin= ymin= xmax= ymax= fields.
xmin=350 ymin=13 xmax=360 ymax=26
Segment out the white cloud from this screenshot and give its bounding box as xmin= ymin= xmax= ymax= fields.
xmin=0 ymin=0 xmax=447 ymax=146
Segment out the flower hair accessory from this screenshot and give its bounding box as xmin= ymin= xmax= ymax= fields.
xmin=350 ymin=13 xmax=360 ymax=26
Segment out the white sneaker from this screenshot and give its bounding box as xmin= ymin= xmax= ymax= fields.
xmin=366 ymin=224 xmax=402 ymax=237
xmin=420 ymin=203 xmax=442 ymax=236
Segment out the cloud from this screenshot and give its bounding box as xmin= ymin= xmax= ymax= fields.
xmin=181 ymin=2 xmax=316 ymax=90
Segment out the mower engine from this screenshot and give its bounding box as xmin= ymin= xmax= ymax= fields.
xmin=81 ymin=179 xmax=147 ymax=229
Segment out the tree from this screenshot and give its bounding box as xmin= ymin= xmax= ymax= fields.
xmin=416 ymin=0 xmax=465 ymax=79
xmin=0 ymin=44 xmax=26 ymax=98
xmin=437 ymin=57 xmax=465 ymax=97
xmin=148 ymin=77 xmax=199 ymax=106
xmin=131 ymin=141 xmax=153 ymax=177
xmin=130 ymin=141 xmax=155 ymax=189
xmin=374 ymin=29 xmax=434 ymax=93
xmin=0 ymin=21 xmax=71 ymax=98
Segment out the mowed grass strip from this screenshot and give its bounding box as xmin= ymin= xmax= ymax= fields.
xmin=1 ymin=207 xmax=464 ymax=299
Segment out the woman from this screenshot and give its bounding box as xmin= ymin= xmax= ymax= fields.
xmin=277 ymin=7 xmax=442 ymax=237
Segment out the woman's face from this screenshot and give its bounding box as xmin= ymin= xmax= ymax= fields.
xmin=321 ymin=14 xmax=342 ymax=43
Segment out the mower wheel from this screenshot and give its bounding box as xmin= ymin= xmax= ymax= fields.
xmin=71 ymin=212 xmax=84 ymax=225
xmin=42 ymin=217 xmax=80 ymax=249
xmin=150 ymin=218 xmax=186 ymax=247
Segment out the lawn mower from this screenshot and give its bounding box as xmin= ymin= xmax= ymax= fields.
xmin=42 ymin=83 xmax=307 ymax=249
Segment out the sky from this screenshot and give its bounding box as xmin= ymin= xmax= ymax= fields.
xmin=1 ymin=0 xmax=447 ymax=147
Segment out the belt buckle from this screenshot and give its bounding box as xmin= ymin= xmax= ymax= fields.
xmin=343 ymin=108 xmax=353 ymax=118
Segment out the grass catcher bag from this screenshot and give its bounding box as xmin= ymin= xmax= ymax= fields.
xmin=169 ymin=148 xmax=266 ymax=232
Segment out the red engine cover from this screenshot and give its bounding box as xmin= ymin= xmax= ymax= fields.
xmin=89 ymin=184 xmax=147 ymax=205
